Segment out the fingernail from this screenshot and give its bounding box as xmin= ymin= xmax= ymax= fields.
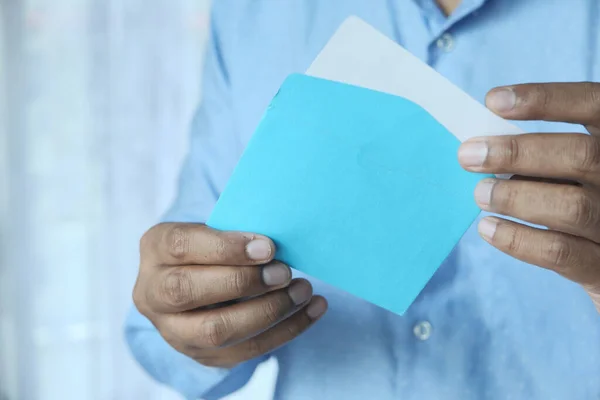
xmin=478 ymin=218 xmax=498 ymax=241
xmin=458 ymin=139 xmax=488 ymax=168
xmin=306 ymin=297 xmax=327 ymax=319
xmin=486 ymin=88 xmax=516 ymax=113
xmin=246 ymin=239 xmax=272 ymax=261
xmin=262 ymin=262 xmax=290 ymax=286
xmin=474 ymin=179 xmax=496 ymax=209
xmin=288 ymin=281 xmax=312 ymax=305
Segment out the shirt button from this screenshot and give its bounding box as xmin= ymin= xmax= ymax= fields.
xmin=413 ymin=321 xmax=433 ymax=341
xmin=436 ymin=33 xmax=455 ymax=52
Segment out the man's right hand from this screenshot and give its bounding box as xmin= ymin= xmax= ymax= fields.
xmin=133 ymin=223 xmax=327 ymax=368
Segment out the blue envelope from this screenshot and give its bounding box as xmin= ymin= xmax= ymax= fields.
xmin=207 ymin=74 xmax=487 ymax=315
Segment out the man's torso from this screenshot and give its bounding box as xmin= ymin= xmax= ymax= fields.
xmin=212 ymin=0 xmax=600 ymax=398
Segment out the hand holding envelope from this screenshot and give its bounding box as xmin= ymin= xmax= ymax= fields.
xmin=134 ymin=222 xmax=328 ymax=368
xmin=459 ymin=83 xmax=600 ymax=314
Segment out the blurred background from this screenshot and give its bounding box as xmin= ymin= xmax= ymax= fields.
xmin=0 ymin=0 xmax=275 ymax=398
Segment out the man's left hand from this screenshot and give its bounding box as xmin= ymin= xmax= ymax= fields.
xmin=458 ymin=82 xmax=600 ymax=311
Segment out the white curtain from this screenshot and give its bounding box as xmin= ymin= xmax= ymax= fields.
xmin=0 ymin=1 xmax=276 ymax=399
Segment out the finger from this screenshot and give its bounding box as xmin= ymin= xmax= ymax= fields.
xmin=478 ymin=216 xmax=600 ymax=287
xmin=160 ymin=279 xmax=314 ymax=349
xmin=196 ymin=296 xmax=327 ymax=368
xmin=141 ymin=223 xmax=275 ymax=266
xmin=145 ymin=261 xmax=292 ymax=313
xmin=474 ymin=178 xmax=600 ymax=243
xmin=458 ymin=134 xmax=600 ymax=184
xmin=485 ymin=82 xmax=600 ymax=128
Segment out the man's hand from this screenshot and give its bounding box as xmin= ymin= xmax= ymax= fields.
xmin=133 ymin=223 xmax=327 ymax=368
xmin=458 ymin=82 xmax=600 ymax=311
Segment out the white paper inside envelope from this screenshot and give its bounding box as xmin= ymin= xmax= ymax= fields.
xmin=306 ymin=16 xmax=522 ymax=178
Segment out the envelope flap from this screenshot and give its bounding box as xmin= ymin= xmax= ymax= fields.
xmin=208 ymin=74 xmax=489 ymax=315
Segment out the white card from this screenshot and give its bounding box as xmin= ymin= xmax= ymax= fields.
xmin=306 ymin=16 xmax=523 ymax=142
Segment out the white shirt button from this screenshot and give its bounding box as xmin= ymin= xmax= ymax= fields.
xmin=436 ymin=33 xmax=455 ymax=52
xmin=413 ymin=321 xmax=433 ymax=341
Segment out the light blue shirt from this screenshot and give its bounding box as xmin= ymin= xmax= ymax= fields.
xmin=125 ymin=1 xmax=600 ymax=399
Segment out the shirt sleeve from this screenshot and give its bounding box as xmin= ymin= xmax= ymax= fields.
xmin=124 ymin=5 xmax=269 ymax=399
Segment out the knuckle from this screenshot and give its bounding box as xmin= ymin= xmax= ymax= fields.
xmin=496 ymin=183 xmax=518 ymax=212
xmin=544 ymin=235 xmax=573 ymax=268
xmin=160 ymin=268 xmax=195 ymax=309
xmin=165 ymin=225 xmax=191 ymax=261
xmin=561 ymin=188 xmax=596 ymax=229
xmin=495 ymin=137 xmax=521 ymax=169
xmin=528 ymin=85 xmax=552 ymax=116
xmin=207 ymin=234 xmax=228 ymax=263
xmin=539 ymin=86 xmax=553 ymax=111
xmin=570 ymin=136 xmax=600 ymax=175
xmin=261 ymin=297 xmax=287 ymax=325
xmin=224 ymin=270 xmax=253 ymax=297
xmin=196 ymin=314 xmax=231 ymax=348
xmin=507 ymin=137 xmax=521 ymax=167
xmin=504 ymin=224 xmax=524 ymax=254
xmin=583 ymin=82 xmax=600 ymax=115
